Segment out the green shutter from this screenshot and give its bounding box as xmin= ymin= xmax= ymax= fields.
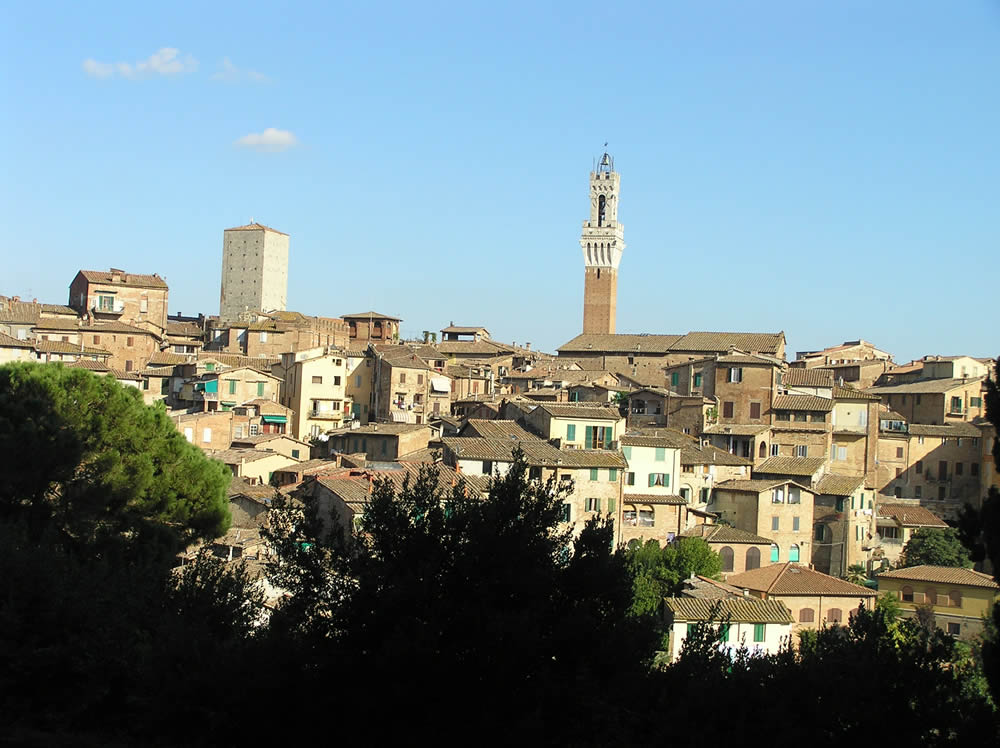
xmin=671 ymin=372 xmax=679 ymax=386
xmin=291 ymin=449 xmax=300 ymax=458
xmin=229 ymin=379 xmax=236 ymax=394
xmin=694 ymin=373 xmax=702 ymax=387
xmin=608 ymin=468 xmax=617 ymax=481
xmin=648 ymin=474 xmax=656 ymax=488
xmin=623 ymin=446 xmax=632 ymax=459
xmin=754 ymin=623 xmax=765 ymax=643
xmin=655 ymin=447 xmax=665 ymax=461
xmin=567 ymin=424 xmax=576 ymax=442
xmin=590 ymin=468 xmax=599 ymax=481
xmin=665 ymin=473 xmax=670 ymax=487
xmin=257 ymin=382 xmax=264 ymax=396
xmin=607 ymin=497 xmax=615 ymax=513
xmin=585 ymin=426 xmax=594 ymax=449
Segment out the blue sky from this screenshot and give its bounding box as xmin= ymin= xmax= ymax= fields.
xmin=2 ymin=1 xmax=998 ymax=363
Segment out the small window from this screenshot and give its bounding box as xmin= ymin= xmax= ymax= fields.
xmin=771 ymin=516 xmax=779 ymax=531
xmin=693 ymin=373 xmax=702 ymax=387
xmin=417 ymin=374 xmax=424 ymax=385
xmin=789 ymin=544 xmax=800 ymax=562
xmin=399 ymin=372 xmax=406 ymax=384
xmin=126 ymin=336 xmax=134 ymax=347
xmin=814 ymin=524 xmax=825 ymax=541
xmin=312 ymin=375 xmax=323 ymax=384
xmin=560 ymin=503 xmax=571 ymax=523
xmin=590 ymin=468 xmax=599 ymax=481
xmin=585 ymin=497 xmax=601 ymax=512
xmin=799 ymin=608 xmax=815 ymax=623
xmin=896 ymin=446 xmax=904 ymax=458
xmin=183 ymin=427 xmax=194 ymax=443
xmin=608 ymin=468 xmax=618 ymax=481
xmin=728 ymin=367 xmax=743 ymax=383
xmin=291 ymin=449 xmax=300 ymax=459
xmin=753 ymin=623 xmax=765 ymax=643
xmin=827 ymin=608 xmax=843 ymax=624
xmin=201 ymin=428 xmax=211 ymax=444
xmin=723 ymin=401 xmax=734 ymax=419
xmin=625 ymin=471 xmax=635 ymax=486
xmin=947 ymin=622 xmax=961 ymax=636
xmin=750 ymin=402 xmax=761 ymax=420
xmin=956 ymin=462 xmax=964 ymax=476
xmin=655 ymin=447 xmax=666 ymax=461
xmin=901 ymin=586 xmax=914 ymax=602
xmin=567 ymin=424 xmax=576 ymax=442
xmin=770 ymin=544 xmax=779 ymax=563
xmin=916 ymin=460 xmax=923 ymax=474
xmin=792 ymin=516 xmax=800 ymax=532
xmin=745 ymin=547 xmax=760 ymax=570
xmin=671 ymin=372 xmax=679 ymax=387
xmin=796 ymin=445 xmax=807 ymax=457
xmin=720 ymin=546 xmax=734 ymax=572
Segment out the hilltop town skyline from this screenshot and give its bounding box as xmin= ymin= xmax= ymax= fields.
xmin=3 ymin=2 xmax=998 ymax=363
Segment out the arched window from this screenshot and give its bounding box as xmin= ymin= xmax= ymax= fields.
xmin=949 ymin=589 xmax=962 ymax=608
xmin=925 ymin=587 xmax=937 ymax=607
xmin=349 ymin=321 xmax=357 ymax=338
xmin=623 ymin=504 xmax=637 ymax=526
xmin=373 ymin=321 xmax=383 ymax=338
xmin=759 ymin=441 xmax=767 ymax=458
xmin=598 ymin=194 xmax=606 ymax=226
xmin=720 ymin=546 xmax=734 ymax=572
xmin=745 ymin=546 xmax=760 ymax=571
xmin=789 ymin=544 xmax=800 ymax=563
xmin=770 ymin=544 xmax=779 ymax=563
xmin=638 ymin=505 xmax=655 ymax=527
xmin=901 ymin=585 xmax=914 ymax=602
xmin=799 ymin=608 xmax=815 ymax=623
xmin=827 ymin=608 xmax=843 ymax=624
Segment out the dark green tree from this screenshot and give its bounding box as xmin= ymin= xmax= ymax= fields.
xmin=262 ymin=450 xmax=659 ymax=742
xmin=626 ymin=536 xmax=722 ymax=616
xmin=901 ymin=527 xmax=973 ymax=568
xmin=0 ymin=362 xmax=230 ymax=556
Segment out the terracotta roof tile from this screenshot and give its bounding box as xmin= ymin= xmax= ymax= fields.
xmin=78 ymin=269 xmax=168 ymax=289
xmin=459 ymin=419 xmax=540 ymax=441
xmin=727 ymin=563 xmax=876 ymax=597
xmin=537 ymin=403 xmax=622 ymax=420
xmin=876 ymin=565 xmax=998 ymax=589
xmin=224 ymin=222 xmax=288 ymax=236
xmin=783 ymin=368 xmax=835 ymax=387
xmin=772 ymin=394 xmax=834 ymax=412
xmin=680 ymin=524 xmax=773 ymax=544
xmin=907 ymin=423 xmax=983 ymax=438
xmin=664 ymin=596 xmax=793 ymax=624
xmin=867 ymin=378 xmax=985 ymax=395
xmin=703 ymin=424 xmax=771 ymax=436
xmin=341 ymin=311 xmax=402 ymax=321
xmin=754 ymin=456 xmax=826 ymax=477
xmin=671 ymin=331 xmax=785 ymax=354
xmin=557 ymin=333 xmax=684 ymax=354
xmin=833 ymin=384 xmax=880 ymax=401
xmin=715 ymin=479 xmax=812 ymax=494
xmin=622 ymin=493 xmax=687 ymax=505
xmin=876 ymin=503 xmax=948 ymax=528
xmin=814 ymin=474 xmax=864 ymax=496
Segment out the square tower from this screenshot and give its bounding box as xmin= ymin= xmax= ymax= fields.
xmin=580 ymin=152 xmax=625 ymax=334
xmin=220 ymin=222 xmax=289 ymax=322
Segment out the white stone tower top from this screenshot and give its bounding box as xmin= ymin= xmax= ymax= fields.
xmin=579 ymin=151 xmax=625 ymax=270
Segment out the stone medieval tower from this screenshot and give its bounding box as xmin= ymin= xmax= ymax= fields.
xmin=219 ymin=222 xmax=289 ymax=322
xmin=580 ymin=151 xmax=624 ymax=334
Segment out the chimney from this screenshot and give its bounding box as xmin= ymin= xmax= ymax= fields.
xmin=525 ymin=342 xmax=531 ymax=351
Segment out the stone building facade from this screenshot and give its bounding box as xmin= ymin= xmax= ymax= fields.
xmin=69 ymin=268 xmax=169 ymax=333
xmin=220 ymin=223 xmax=289 ymax=322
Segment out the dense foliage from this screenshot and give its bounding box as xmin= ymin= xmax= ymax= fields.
xmin=902 ymin=527 xmax=974 ymax=568
xmin=1 ymin=362 xmax=998 ymax=744
xmin=0 ymin=362 xmax=230 ymax=557
xmin=626 ymin=536 xmax=722 ymax=616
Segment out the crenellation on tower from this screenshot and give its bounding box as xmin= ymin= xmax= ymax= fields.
xmin=580 ymin=152 xmax=624 ymax=334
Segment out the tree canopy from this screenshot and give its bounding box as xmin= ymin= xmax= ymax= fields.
xmin=626 ymin=536 xmax=722 ymax=617
xmin=902 ymin=527 xmax=973 ymax=569
xmin=0 ymin=362 xmax=230 ymax=555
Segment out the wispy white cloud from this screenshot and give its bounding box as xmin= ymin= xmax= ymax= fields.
xmin=82 ymin=48 xmax=198 ymax=79
xmin=235 ymin=128 xmax=298 ymax=152
xmin=212 ymin=57 xmax=269 ymax=83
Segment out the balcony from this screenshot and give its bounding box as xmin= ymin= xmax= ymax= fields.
xmin=310 ymin=410 xmax=343 ymax=421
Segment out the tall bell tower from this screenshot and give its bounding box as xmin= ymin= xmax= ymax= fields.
xmin=580 ymin=151 xmax=624 ymax=334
